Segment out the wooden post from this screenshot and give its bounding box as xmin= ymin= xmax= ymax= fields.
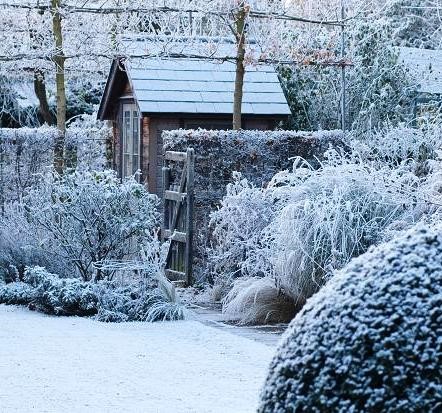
xmin=162 ymin=149 xmax=194 ymax=285
xmin=185 ymin=148 xmax=195 ymax=286
xmin=162 ymin=166 xmax=170 ymax=237
xmin=340 ymin=0 xmax=346 ymax=132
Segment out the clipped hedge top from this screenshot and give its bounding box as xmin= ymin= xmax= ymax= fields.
xmin=163 ymin=128 xmax=343 ymax=148
xmin=259 ymin=224 xmax=442 ymax=413
xmin=163 ymin=129 xmax=345 ymax=195
xmin=163 ymin=130 xmax=344 ymax=171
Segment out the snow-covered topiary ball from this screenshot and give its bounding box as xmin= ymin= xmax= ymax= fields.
xmin=259 ymin=225 xmax=442 ymax=412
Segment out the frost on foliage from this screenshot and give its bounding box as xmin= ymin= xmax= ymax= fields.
xmin=210 ymin=125 xmax=442 ymax=325
xmin=0 ymin=281 xmax=36 ymax=305
xmin=211 ymin=149 xmax=426 ymax=311
xmin=222 ymin=277 xmax=300 ymax=325
xmin=382 ymin=0 xmax=442 ymax=49
xmin=280 ymin=15 xmax=417 ymax=132
xmin=259 ymin=224 xmax=442 ymax=413
xmin=163 ymin=129 xmax=344 ymax=195
xmin=265 ymin=151 xmax=423 ymax=300
xmin=96 ymin=239 xmax=187 ymax=323
xmin=0 ymin=200 xmax=59 ymax=282
xmin=163 ymin=129 xmax=343 ymax=151
xmin=21 ymin=170 xmax=159 ymax=281
xmin=350 ymin=124 xmax=441 ymax=169
xmin=65 ymin=113 xmax=112 ymax=171
xmin=208 ymin=173 xmax=275 ymax=281
xmin=0 ymin=264 xmax=185 ymax=323
xmin=0 ymin=123 xmax=110 ymax=207
xmin=164 ymin=128 xmax=344 ymax=281
xmin=7 ymin=266 xmax=100 ymax=316
xmin=0 ymin=126 xmax=56 ymax=204
xmin=0 ymin=211 xmax=186 ymax=323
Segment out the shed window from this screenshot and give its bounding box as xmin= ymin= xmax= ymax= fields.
xmin=121 ymin=104 xmax=140 ymax=178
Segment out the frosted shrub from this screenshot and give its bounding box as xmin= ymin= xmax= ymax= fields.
xmin=0 ymin=281 xmax=36 ymax=305
xmin=94 ymin=280 xmax=152 ymax=322
xmin=65 ymin=113 xmax=111 ymax=171
xmin=18 ymin=266 xmax=98 ymax=316
xmin=141 ymin=240 xmax=187 ymax=322
xmin=259 ymin=224 xmax=442 ymax=412
xmin=1 ymin=266 xmax=135 ymax=318
xmin=0 ymin=264 xmax=186 ymax=322
xmin=144 ymin=275 xmax=187 ymax=322
xmin=222 ymin=277 xmax=300 ymax=325
xmin=0 ymin=201 xmax=68 ymax=282
xmin=214 ymin=150 xmax=429 ymax=324
xmin=266 ymin=152 xmax=422 ymax=302
xmin=0 ymin=122 xmax=110 ymax=209
xmin=350 ymin=123 xmax=441 ymax=168
xmin=0 ymin=126 xmax=55 ymax=206
xmin=24 ymin=266 xmax=98 ymax=315
xmin=22 ymin=170 xmax=159 ymax=281
xmin=208 ymin=173 xmax=275 ymax=282
xmin=94 ymin=236 xmax=186 ymax=323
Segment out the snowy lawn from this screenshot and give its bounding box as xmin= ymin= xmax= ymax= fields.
xmin=0 ymin=305 xmax=274 ymax=413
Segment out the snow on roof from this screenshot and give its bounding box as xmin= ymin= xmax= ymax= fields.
xmin=399 ymin=47 xmax=442 ymax=95
xmin=122 ymin=38 xmax=291 ymax=115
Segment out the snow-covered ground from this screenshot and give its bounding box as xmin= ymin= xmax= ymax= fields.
xmin=0 ymin=305 xmax=274 ymax=413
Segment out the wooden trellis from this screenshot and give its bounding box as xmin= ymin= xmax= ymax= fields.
xmin=162 ymin=148 xmax=195 ymax=286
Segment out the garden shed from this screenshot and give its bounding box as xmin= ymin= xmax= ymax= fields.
xmin=97 ymin=42 xmax=291 ymax=194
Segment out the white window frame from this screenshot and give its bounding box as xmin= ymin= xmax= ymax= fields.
xmin=121 ymin=103 xmax=141 ymax=179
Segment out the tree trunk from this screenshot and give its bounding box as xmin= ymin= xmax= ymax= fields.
xmin=233 ymin=4 xmax=248 ymax=131
xmin=52 ymin=0 xmax=66 ymax=174
xmin=33 ymin=70 xmax=54 ymax=126
xmin=29 ymin=20 xmax=54 ymax=127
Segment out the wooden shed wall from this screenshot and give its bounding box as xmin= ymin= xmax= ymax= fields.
xmin=110 ymin=85 xmax=282 ymax=194
xmin=141 ymin=116 xmax=180 ymax=195
xmin=138 ymin=115 xmax=276 ymax=196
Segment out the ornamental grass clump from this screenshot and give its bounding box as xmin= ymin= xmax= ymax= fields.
xmin=212 ymin=150 xmax=426 ymax=324
xmin=265 ymin=151 xmax=422 ymax=301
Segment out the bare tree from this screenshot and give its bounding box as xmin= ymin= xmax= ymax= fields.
xmin=233 ymin=2 xmax=249 ymax=130
xmin=52 ymin=0 xmax=67 ymax=172
xmin=0 ymin=0 xmax=346 ymax=138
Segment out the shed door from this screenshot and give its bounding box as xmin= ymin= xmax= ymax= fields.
xmin=121 ymin=104 xmax=140 ymax=178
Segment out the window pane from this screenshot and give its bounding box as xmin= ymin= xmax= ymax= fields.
xmin=124 ymin=154 xmax=132 ymax=178
xmin=123 ymin=111 xmax=131 ymax=153
xmin=132 ymin=155 xmax=139 ymax=175
xmin=132 ymin=111 xmax=139 ymax=155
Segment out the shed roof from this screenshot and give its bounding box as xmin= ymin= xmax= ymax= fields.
xmin=399 ymin=47 xmax=442 ymax=95
xmin=98 ymin=38 xmax=291 ymax=119
xmin=127 ymin=59 xmax=290 ymax=115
